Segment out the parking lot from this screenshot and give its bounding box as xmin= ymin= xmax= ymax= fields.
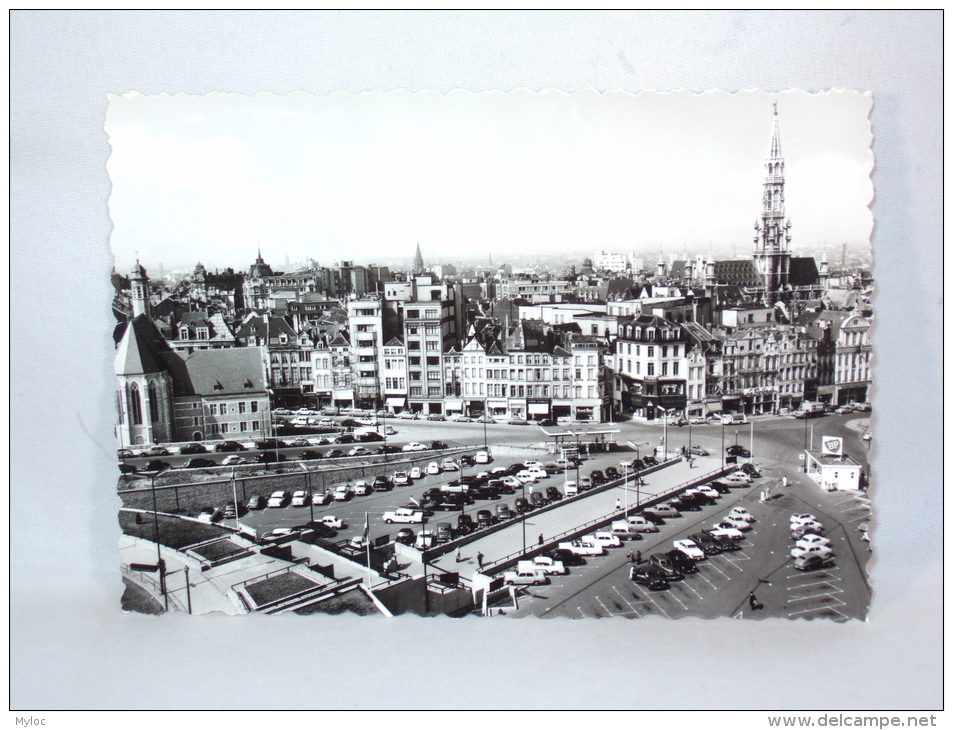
xmin=507 ymin=469 xmax=872 ymax=621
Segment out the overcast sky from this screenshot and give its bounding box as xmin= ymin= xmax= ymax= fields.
xmin=105 ymin=89 xmax=873 ymax=273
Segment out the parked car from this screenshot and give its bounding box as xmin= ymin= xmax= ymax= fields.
xmin=689 ymin=445 xmax=711 ymax=456
xmin=456 ymin=514 xmax=475 ymax=535
xmin=791 ymin=543 xmax=835 ymax=560
xmin=398 ymin=411 xmax=418 ymax=420
xmin=603 ymin=466 xmax=620 ymax=480
xmin=728 ymin=506 xmax=756 ymax=522
xmin=290 ymin=490 xmax=308 ymax=507
xmin=689 ymin=415 xmax=708 ymax=425
xmin=495 ymin=504 xmax=514 ymax=521
xmin=688 ymin=532 xmax=724 ymax=556
xmin=795 ymin=534 xmax=833 ymax=550
xmin=320 ymin=515 xmax=345 ymax=530
xmin=503 ymin=568 xmax=548 ymax=586
xmin=664 ymin=549 xmax=700 ymax=574
xmin=545 ymin=486 xmax=563 ymax=502
xmin=246 ymin=495 xmax=264 ymax=511
xmin=395 ymin=528 xmax=416 ymax=545
xmin=589 ymin=470 xmax=606 ymax=486
xmin=434 ymin=523 xmax=455 ymax=543
xmin=624 ymin=515 xmax=660 ymax=533
xmin=518 ymin=556 xmax=566 ymax=575
xmin=475 ymin=510 xmax=494 ymax=528
xmin=714 ymin=515 xmax=752 ymax=531
xmin=649 ymin=553 xmax=684 ymax=580
xmin=474 ymin=450 xmax=491 ymax=464
xmin=183 ymin=457 xmax=216 ymax=469
xmin=383 ymin=507 xmax=425 ymax=524
xmin=373 ymin=475 xmax=392 ymax=491
xmin=726 ymin=445 xmax=751 ymax=458
xmin=267 ymin=491 xmax=287 ymax=508
xmin=144 ymin=460 xmax=171 ymax=472
xmin=409 ymin=467 xmax=423 ymax=480
xmin=791 ymin=523 xmax=826 ymax=539
xmin=587 ymin=531 xmax=622 ymax=549
xmin=672 ymin=539 xmax=706 ymax=561
xmin=352 ymin=480 xmax=372 ymax=496
xmin=402 ymin=442 xmax=428 ymax=452
xmin=440 ymin=459 xmax=460 ymax=471
xmin=312 ymin=490 xmax=332 ymax=506
xmin=629 ymin=565 xmax=670 ymax=590
xmin=427 ymin=414 xmax=447 ymax=422
xmin=196 ymin=507 xmax=222 ymax=523
xmin=425 ymin=462 xmax=442 ymax=476
xmin=529 ymin=492 xmax=546 ymax=508
xmin=299 ymin=450 xmax=323 ymax=460
xmin=794 ymin=554 xmax=835 ymax=572
xmin=514 ymin=497 xmax=533 ymax=514
xmin=431 ymin=440 xmax=449 ymax=450
xmin=558 ymin=539 xmax=604 ymax=556
xmin=707 ymin=525 xmax=744 ymax=541
xmin=214 ymin=441 xmax=246 ymax=453
xmin=256 ymin=452 xmax=287 ymax=464
xmin=333 ymin=485 xmax=352 ymax=501
xmin=179 ymin=442 xmax=208 ymax=455
xmin=645 ymin=503 xmax=681 ymax=519
xmin=414 ymin=531 xmax=435 ymax=550
xmin=448 ymin=414 xmax=471 ymax=423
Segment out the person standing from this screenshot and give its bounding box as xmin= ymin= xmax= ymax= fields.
xmin=635 ymin=550 xmax=642 ymax=564
xmin=476 ymin=551 xmax=484 ymax=569
xmin=615 ymin=498 xmax=622 ymax=511
xmin=455 ymin=547 xmax=462 ymax=563
xmin=748 ymin=591 xmax=760 ymax=610
xmin=537 ymin=533 xmax=544 ymax=546
xmin=782 ymin=475 xmax=789 ymax=488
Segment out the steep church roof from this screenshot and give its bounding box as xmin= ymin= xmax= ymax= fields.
xmin=162 ymin=347 xmax=268 ymax=397
xmin=713 ymin=260 xmax=763 ymax=288
xmin=114 ymin=314 xmax=173 ymax=376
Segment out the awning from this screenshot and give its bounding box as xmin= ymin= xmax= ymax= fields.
xmin=487 ymin=399 xmax=508 ymax=408
xmin=528 ymin=403 xmax=550 ymax=415
xmin=444 ymin=399 xmax=464 ymax=411
xmin=385 ymin=396 xmax=406 ymax=407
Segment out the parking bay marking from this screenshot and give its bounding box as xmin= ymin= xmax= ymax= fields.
xmin=612 ymin=586 xmax=643 ymax=617
xmin=701 ymin=561 xmax=732 ymax=581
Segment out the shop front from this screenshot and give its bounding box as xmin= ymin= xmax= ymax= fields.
xmin=527 ymin=399 xmax=551 ymax=421
xmin=486 ymin=398 xmax=509 ymax=418
xmin=444 ymin=399 xmax=464 ymax=414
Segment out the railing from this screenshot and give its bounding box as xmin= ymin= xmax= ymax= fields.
xmin=121 ymin=564 xmax=186 ymax=611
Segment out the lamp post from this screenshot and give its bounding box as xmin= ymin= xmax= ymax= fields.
xmin=149 ymin=466 xmax=170 ymax=609
xmin=482 ymin=398 xmax=488 ymax=450
xmin=721 ymin=419 xmax=726 ymax=469
xmin=621 ymin=462 xmax=629 ymax=518
xmin=749 ymin=420 xmax=754 ymax=459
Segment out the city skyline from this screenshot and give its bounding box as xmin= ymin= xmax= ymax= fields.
xmin=106 ymin=90 xmax=873 ymax=273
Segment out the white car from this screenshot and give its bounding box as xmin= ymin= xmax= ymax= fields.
xmin=721 ymin=474 xmax=751 ymax=487
xmin=383 ymin=426 xmax=397 ymax=435
xmin=791 ymin=543 xmax=834 ymax=560
xmin=728 ymin=507 xmax=755 ymax=522
xmin=503 ymin=568 xmax=549 ymax=586
xmin=558 ymin=540 xmax=604 ymax=556
xmin=448 ymin=414 xmax=471 ymax=423
xmin=402 ymin=442 xmax=428 ymax=452
xmin=563 ymin=480 xmax=579 ymax=497
xmin=791 ymin=521 xmax=825 ymax=538
xmin=356 ymin=417 xmax=378 ymax=426
xmin=523 ymin=460 xmax=544 ymax=469
xmin=790 ymin=513 xmax=818 ymax=527
xmin=689 ymin=415 xmax=708 ymax=425
xmin=273 ymin=408 xmax=291 ymax=415
xmin=727 ymin=470 xmax=753 ymax=484
xmin=515 ymin=470 xmax=539 ymax=484
xmin=221 ymin=455 xmax=247 ymax=466
xmin=647 ymin=504 xmax=681 ymax=519
xmin=320 ymin=515 xmax=345 ymax=530
xmin=708 ymin=526 xmax=745 ymax=541
xmin=714 ymin=516 xmax=752 ymax=531
xmin=352 ymin=480 xmax=372 ymax=496
xmin=383 ymin=507 xmax=424 ymax=524
xmin=290 ymin=417 xmax=309 ymax=426
xmin=426 ymin=462 xmax=442 ymax=475
xmin=687 ymin=485 xmax=720 ymax=500
xmin=393 ymin=471 xmax=411 ymax=486
xmin=312 ymin=490 xmax=332 ymax=505
xmin=795 ymin=534 xmax=832 ymax=550
xmin=267 ymin=491 xmax=287 ymax=508
xmin=333 ymin=485 xmax=352 ymax=501
xmin=409 ymin=467 xmax=423 ymax=480
xmin=474 ymin=451 xmax=491 ymax=464
xmin=294 ymin=408 xmax=311 ymax=415
xmin=501 ymin=476 xmax=522 ymax=489
xmin=290 ymin=490 xmax=308 ymax=507
xmin=414 ymin=531 xmax=434 ymax=549
xmin=518 ymin=556 xmax=567 ymax=575
xmin=586 ymin=532 xmax=622 ymax=549
xmin=673 ymin=539 xmax=706 ymax=561
xmin=318 ymin=418 xmax=335 ymax=427
xmin=440 ymin=460 xmax=460 ymax=471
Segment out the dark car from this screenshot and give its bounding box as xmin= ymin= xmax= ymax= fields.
xmin=288 ymin=438 xmax=311 ymax=448
xmin=496 ymin=504 xmax=514 ymax=521
xmin=589 ymin=470 xmax=606 ymax=486
xmin=395 ymin=528 xmax=416 ymax=545
xmin=476 ymin=510 xmax=494 ymax=528
xmin=642 ymin=455 xmax=658 ymax=467
xmin=427 ymin=414 xmax=447 ymax=422
xmin=256 ymin=452 xmax=287 ymax=464
xmin=339 ymin=419 xmax=359 ymax=428
xmin=726 ymin=445 xmax=751 ymax=458
xmin=529 ymin=492 xmax=545 ymax=508
xmin=640 ymin=511 xmax=666 ymax=526
xmin=543 ymin=463 xmax=563 ymax=474
xmin=325 ymin=449 xmax=345 ymax=458
xmin=545 ymin=548 xmax=585 ymax=567
xmin=467 ymin=486 xmax=497 ymax=501
xmin=436 ymin=495 xmax=467 ymax=511
xmin=179 ymin=442 xmax=208 ymax=455
xmin=689 ymin=533 xmax=724 ymax=556
xmin=487 ymin=479 xmax=514 ymax=496
xmin=144 ymin=459 xmax=171 ymax=472
xmin=299 ymin=450 xmax=323 ymax=460
xmin=255 ymin=438 xmax=287 ymax=450
xmin=435 ymin=522 xmax=454 ymax=542
xmin=214 ymin=441 xmax=246 ymax=453
xmin=703 ymin=531 xmax=742 ymax=552
xmin=669 ymin=495 xmax=701 ymax=512
xmin=373 ymin=475 xmax=393 ymax=491
xmin=246 ymin=495 xmax=264 ymax=511
xmin=630 ymin=565 xmax=670 ymax=591
xmin=184 ymin=457 xmax=216 ymax=469
xmin=458 ymin=454 xmax=475 ymax=467
xmin=514 ymin=497 xmax=533 ymax=514
xmin=649 ymin=553 xmax=684 ymax=581
xmin=709 ymin=480 xmax=732 ymax=494
xmin=604 ymin=466 xmax=620 ymax=480
xmin=359 ymin=432 xmax=385 ymax=442
xmin=456 ymin=514 xmax=476 ymax=535
xmin=336 ymin=434 xmax=355 ymax=444
xmin=223 ymin=503 xmax=240 ymax=519
xmin=431 ymin=440 xmax=448 ymax=450
xmin=664 ymin=549 xmax=699 ymax=574
xmin=538 ymin=419 xmax=555 ymax=427
xmin=739 ymin=462 xmax=761 ymax=477
xmin=545 ymin=486 xmax=563 ymax=502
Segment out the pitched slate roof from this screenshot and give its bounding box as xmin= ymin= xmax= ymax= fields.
xmin=235 ymin=314 xmax=298 ymax=344
xmin=114 ymin=315 xmax=173 ymax=376
xmin=162 ymin=347 xmax=267 ymax=397
xmin=789 ymin=257 xmax=820 ymax=287
xmin=713 ymin=260 xmax=763 ymax=287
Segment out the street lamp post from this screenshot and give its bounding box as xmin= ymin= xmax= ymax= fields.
xmin=721 ymin=420 xmax=726 ymax=469
xmin=621 ymin=462 xmax=629 ymax=518
xmin=150 ymin=467 xmax=169 ymax=609
xmin=749 ymin=420 xmax=754 ymax=459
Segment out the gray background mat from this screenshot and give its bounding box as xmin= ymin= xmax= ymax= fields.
xmin=10 ymin=10 xmax=942 ymax=709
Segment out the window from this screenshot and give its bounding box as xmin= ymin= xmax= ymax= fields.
xmin=410 ymin=386 xmax=422 ymax=396
xmin=238 ymin=402 xmax=247 ymax=414
xmin=647 ymin=363 xmax=655 ymax=376
xmin=129 ymin=384 xmax=142 ymax=425
xmin=148 ymin=383 xmax=159 ymax=423
xmin=221 ymin=423 xmax=229 ymax=433
xmin=239 ymin=422 xmax=247 ymax=432
xmin=647 ymin=346 xmax=654 ymax=357
xmin=661 ymin=362 xmax=668 ymax=376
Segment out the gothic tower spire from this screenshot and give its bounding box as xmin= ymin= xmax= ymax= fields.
xmin=752 ymin=101 xmax=792 ymax=305
xmin=413 ymin=242 xmax=424 ymax=275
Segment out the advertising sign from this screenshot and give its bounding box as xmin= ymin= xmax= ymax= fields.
xmin=821 ymin=436 xmax=843 ymax=457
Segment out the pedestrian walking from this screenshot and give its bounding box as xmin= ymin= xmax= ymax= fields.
xmin=635 ymin=550 xmax=642 ymax=564
xmin=626 ymin=550 xmax=634 ymax=563
xmin=537 ymin=533 xmax=544 ymax=546
xmin=748 ymin=591 xmax=760 ymax=610
xmin=455 ymin=547 xmax=462 ymax=563
xmin=781 ymin=475 xmax=789 ymax=488
xmin=476 ymin=551 xmax=484 ymax=569
xmin=615 ymin=498 xmax=622 ymax=511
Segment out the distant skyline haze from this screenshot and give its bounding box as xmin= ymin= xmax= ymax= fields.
xmin=106 ymin=90 xmax=873 ymax=273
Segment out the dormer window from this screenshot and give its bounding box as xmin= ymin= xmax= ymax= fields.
xmin=243 ymin=379 xmax=254 ymax=389
xmin=213 ymin=381 xmax=224 ymax=391
xmin=179 ymin=326 xmax=190 ymax=340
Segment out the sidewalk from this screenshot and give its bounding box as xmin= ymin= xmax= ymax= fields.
xmin=429 ymin=453 xmax=726 ymax=582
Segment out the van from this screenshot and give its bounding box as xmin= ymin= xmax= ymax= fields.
xmin=722 ymin=412 xmax=748 ymax=425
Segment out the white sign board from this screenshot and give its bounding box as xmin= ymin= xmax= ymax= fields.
xmin=821 ymin=436 xmax=843 ymax=457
